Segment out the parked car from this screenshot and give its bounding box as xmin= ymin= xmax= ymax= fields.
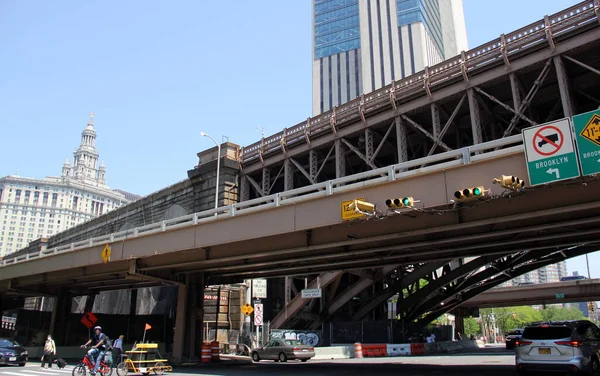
xmin=515 ymin=320 xmax=600 ymax=375
xmin=251 ymin=339 xmax=315 ymax=362
xmin=0 ymin=338 xmax=27 ymax=366
xmin=506 ymin=329 xmax=524 ymax=349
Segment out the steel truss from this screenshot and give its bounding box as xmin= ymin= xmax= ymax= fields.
xmin=242 ymin=36 xmax=600 ymax=201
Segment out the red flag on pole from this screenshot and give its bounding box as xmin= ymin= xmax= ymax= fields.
xmin=145 ymin=323 xmax=152 ymax=330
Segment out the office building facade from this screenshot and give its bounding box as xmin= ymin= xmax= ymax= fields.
xmin=0 ymin=114 xmax=139 ymax=257
xmin=312 ymin=0 xmax=468 ymax=115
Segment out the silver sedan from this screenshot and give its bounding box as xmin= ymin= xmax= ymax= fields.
xmin=251 ymin=339 xmax=315 ymax=363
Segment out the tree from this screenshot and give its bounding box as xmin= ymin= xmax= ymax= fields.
xmin=463 ymin=317 xmax=480 ymax=337
xmin=539 ymin=305 xmax=586 ymax=321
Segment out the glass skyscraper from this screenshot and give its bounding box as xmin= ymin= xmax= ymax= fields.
xmin=312 ymin=0 xmax=468 ymax=115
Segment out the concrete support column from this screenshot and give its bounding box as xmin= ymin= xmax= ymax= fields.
xmin=50 ymin=290 xmax=72 ymax=345
xmin=455 ymin=312 xmax=465 ymax=341
xmin=84 ymin=293 xmax=96 ymax=313
xmin=127 ymin=289 xmax=138 ymax=341
xmin=184 ymin=273 xmax=205 ymax=359
xmin=172 ymin=283 xmax=188 ymax=363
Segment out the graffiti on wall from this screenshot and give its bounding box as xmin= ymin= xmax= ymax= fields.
xmin=270 ymin=329 xmax=321 ymax=347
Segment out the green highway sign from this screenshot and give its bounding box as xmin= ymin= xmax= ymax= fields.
xmin=572 ymin=109 xmax=600 ymax=176
xmin=555 ymin=293 xmax=565 ymax=299
xmin=522 ymin=118 xmax=581 ymax=186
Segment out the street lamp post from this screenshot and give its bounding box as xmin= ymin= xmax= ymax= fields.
xmin=200 ymin=132 xmax=221 ymax=212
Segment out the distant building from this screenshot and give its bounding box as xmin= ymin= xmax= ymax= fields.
xmin=0 ymin=113 xmax=139 ymax=257
xmin=312 ymin=0 xmax=468 ymax=115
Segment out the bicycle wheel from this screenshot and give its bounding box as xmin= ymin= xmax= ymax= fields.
xmin=153 ymin=362 xmax=165 ymax=375
xmin=116 ymin=362 xmax=129 ymax=376
xmin=72 ymin=363 xmax=86 ymax=376
xmin=99 ymin=363 xmax=113 ymax=376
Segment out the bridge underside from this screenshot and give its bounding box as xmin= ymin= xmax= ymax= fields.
xmin=5 ymin=176 xmax=600 ymax=331
xmin=3 ymin=2 xmax=600 ymax=346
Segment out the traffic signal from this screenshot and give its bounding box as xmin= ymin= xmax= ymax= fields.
xmin=348 ymin=199 xmax=375 ymax=213
xmin=493 ymin=175 xmax=525 ymax=190
xmin=589 ymin=302 xmax=596 ymax=312
xmin=512 ymin=313 xmax=517 ymax=319
xmin=453 ymin=186 xmax=486 ymax=202
xmin=385 ymin=197 xmax=415 ymax=209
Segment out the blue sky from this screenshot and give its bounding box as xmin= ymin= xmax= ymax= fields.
xmin=1 ymin=0 xmax=596 ymax=277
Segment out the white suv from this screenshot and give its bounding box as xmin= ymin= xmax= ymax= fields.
xmin=515 ymin=320 xmax=600 ymax=374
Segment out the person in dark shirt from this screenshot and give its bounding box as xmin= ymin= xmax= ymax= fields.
xmin=81 ymin=326 xmax=106 ymax=375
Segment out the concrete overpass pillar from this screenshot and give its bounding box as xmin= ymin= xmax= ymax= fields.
xmin=84 ymin=293 xmax=96 ymax=313
xmin=171 ymin=283 xmax=187 ymax=363
xmin=454 ymin=311 xmax=465 ymax=341
xmin=50 ymin=290 xmax=72 ymax=345
xmin=127 ymin=289 xmax=138 ymax=340
xmin=183 ymin=273 xmax=205 ymax=359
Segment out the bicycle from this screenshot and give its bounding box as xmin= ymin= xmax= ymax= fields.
xmin=72 ymin=347 xmax=113 ymax=376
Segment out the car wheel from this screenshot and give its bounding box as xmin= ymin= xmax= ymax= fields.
xmin=591 ymin=357 xmax=599 ymax=375
xmin=251 ymin=352 xmax=260 ymax=362
xmin=18 ymin=363 xmax=26 ymax=367
xmin=278 ymin=353 xmax=287 ymax=363
xmin=301 ymin=359 xmax=308 ymax=362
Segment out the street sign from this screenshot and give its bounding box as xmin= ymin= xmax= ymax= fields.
xmin=254 ymin=303 xmax=263 ymax=326
xmin=1 ymin=316 xmax=16 ymax=330
xmin=252 ymin=279 xmax=267 ymax=298
xmin=101 ymin=244 xmax=111 ymax=264
xmin=80 ymin=311 xmax=98 ymax=329
xmin=341 ymin=197 xmax=366 ymax=221
xmin=522 ymin=118 xmax=580 ymax=186
xmin=573 ymin=109 xmax=600 ymax=176
xmin=555 ymin=293 xmax=565 ymax=299
xmin=241 ymin=303 xmax=254 ymax=317
xmin=301 ymin=288 xmax=322 ymax=299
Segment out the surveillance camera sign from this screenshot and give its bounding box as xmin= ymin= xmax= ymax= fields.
xmin=522 ymin=118 xmax=580 ymax=186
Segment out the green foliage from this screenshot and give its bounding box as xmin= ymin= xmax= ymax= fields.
xmin=479 ymin=305 xmax=587 ymax=334
xmin=539 ymin=305 xmax=586 ymax=321
xmin=463 ymin=317 xmax=480 ymax=336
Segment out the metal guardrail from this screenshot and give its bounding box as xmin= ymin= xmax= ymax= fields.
xmin=239 ymin=0 xmax=599 ymax=165
xmin=1 ymin=134 xmax=525 ymax=267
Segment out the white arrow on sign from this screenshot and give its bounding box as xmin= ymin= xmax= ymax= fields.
xmin=546 ymin=168 xmax=560 ymax=179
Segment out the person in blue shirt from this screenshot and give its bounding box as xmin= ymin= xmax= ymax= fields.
xmin=81 ymin=326 xmax=106 ymax=375
xmin=112 ymin=335 xmax=124 ymax=363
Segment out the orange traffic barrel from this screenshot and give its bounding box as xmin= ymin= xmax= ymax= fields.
xmin=201 ymin=342 xmax=211 ymax=363
xmin=354 ymin=342 xmax=363 ymax=358
xmin=210 ymin=340 xmax=220 ymax=362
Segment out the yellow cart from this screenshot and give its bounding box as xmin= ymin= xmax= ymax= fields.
xmin=116 ymin=343 xmax=172 ymax=376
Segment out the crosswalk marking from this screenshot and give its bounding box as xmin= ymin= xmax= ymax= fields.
xmin=0 ymin=368 xmax=75 ymax=376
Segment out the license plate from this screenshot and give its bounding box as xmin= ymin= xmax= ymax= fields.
xmin=302 ymin=349 xmax=307 ymax=352
xmin=8 ymin=357 xmax=16 ymax=361
xmin=538 ymin=348 xmax=551 ymax=355
xmin=139 ymin=368 xmax=147 ymax=373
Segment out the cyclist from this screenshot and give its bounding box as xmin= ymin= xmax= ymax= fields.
xmin=81 ymin=326 xmax=107 ymax=375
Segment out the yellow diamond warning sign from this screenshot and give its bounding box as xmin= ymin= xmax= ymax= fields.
xmin=580 ymin=113 xmax=600 ymax=147
xmin=241 ymin=303 xmax=254 ymax=316
xmin=101 ymin=244 xmax=111 ymax=264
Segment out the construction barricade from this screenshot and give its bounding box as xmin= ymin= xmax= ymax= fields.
xmin=386 ymin=343 xmax=411 ymax=356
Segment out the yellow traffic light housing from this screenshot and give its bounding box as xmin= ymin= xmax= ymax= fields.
xmin=385 ymin=197 xmax=416 ymax=209
xmin=348 ymin=199 xmax=375 ymax=213
xmin=453 ymin=186 xmax=486 ymax=202
xmin=493 ymin=175 xmax=525 ymax=190
xmin=589 ymin=302 xmax=596 ymax=312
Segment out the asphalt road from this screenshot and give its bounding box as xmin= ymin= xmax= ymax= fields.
xmin=5 ymin=346 xmax=519 ymax=376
